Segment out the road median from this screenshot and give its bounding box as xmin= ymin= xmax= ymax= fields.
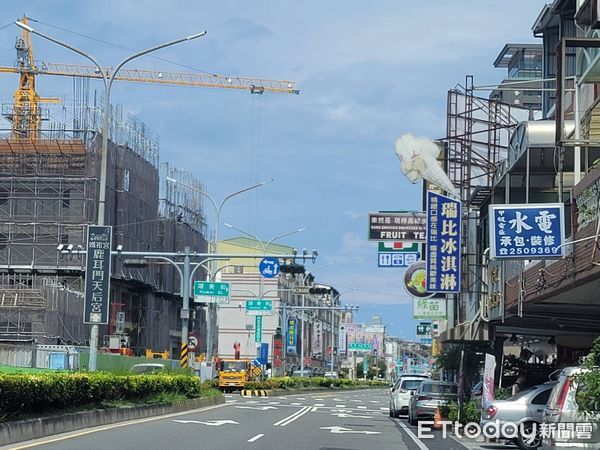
xmin=0 ymin=395 xmax=224 ymax=447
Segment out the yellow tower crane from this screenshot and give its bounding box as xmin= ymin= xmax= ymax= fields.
xmin=0 ymin=17 xmax=299 ymax=139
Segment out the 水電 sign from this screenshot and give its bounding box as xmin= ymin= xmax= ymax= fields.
xmin=84 ymin=225 xmax=112 ymax=324
xmin=489 ymin=203 xmax=565 ymax=260
xmin=426 ymin=191 xmax=461 ymax=293
xmin=368 ymin=212 xmax=427 ymax=242
xmin=378 ymin=252 xmax=419 ymax=268
xmin=416 ymin=323 xmax=432 ymax=337
xmin=413 ymin=298 xmax=447 ymax=320
xmin=245 ymin=299 xmax=273 ymax=315
xmin=287 ymin=319 xmax=297 ymax=354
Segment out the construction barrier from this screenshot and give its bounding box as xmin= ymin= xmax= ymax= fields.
xmin=241 ymin=389 xmax=270 ymax=397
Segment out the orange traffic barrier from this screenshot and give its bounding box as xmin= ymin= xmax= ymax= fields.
xmin=433 ymin=407 xmax=443 ymax=429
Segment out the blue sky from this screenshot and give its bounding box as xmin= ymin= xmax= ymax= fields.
xmin=0 ymin=1 xmax=546 ymax=339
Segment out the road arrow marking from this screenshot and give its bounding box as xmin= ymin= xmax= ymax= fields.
xmin=173 ymin=420 xmax=239 ymax=426
xmin=320 ymin=426 xmax=381 ymax=435
xmin=330 ymin=413 xmax=373 ymax=419
xmin=235 ymin=406 xmax=278 ymax=411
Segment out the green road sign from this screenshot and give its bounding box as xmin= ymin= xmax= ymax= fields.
xmin=255 ymin=316 xmax=263 ymax=342
xmin=246 ymin=299 xmax=273 ymax=315
xmin=348 ymin=342 xmax=372 ymax=351
xmin=194 ymin=281 xmax=230 ymax=298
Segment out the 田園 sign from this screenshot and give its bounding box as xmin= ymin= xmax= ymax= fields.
xmin=489 ymin=203 xmax=565 ymax=259
xmin=368 ymin=212 xmax=427 ymax=242
xmin=84 ymin=225 xmax=112 ymax=324
xmin=426 ymin=191 xmax=461 ymax=293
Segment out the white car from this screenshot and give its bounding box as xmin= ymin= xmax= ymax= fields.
xmin=389 ymin=376 xmax=426 ymax=418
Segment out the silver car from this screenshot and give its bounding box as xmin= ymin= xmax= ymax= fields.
xmin=542 ymin=366 xmax=600 ymax=450
xmin=481 ymin=382 xmax=556 ymax=450
xmin=408 ymin=380 xmax=457 ymax=425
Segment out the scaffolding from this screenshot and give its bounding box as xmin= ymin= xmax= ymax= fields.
xmin=158 ymin=162 xmax=207 ymax=235
xmin=446 ymin=75 xmax=530 ymax=321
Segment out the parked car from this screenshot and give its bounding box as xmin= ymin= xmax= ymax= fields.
xmin=408 ymin=380 xmax=457 ymax=425
xmin=290 ymin=370 xmax=313 ymax=378
xmin=130 ymin=363 xmax=166 ymax=374
xmin=389 ymin=376 xmax=425 ymax=418
xmin=481 ymin=382 xmax=556 ymax=450
xmin=324 ymin=371 xmax=339 ymax=379
xmin=541 ymin=366 xmax=600 ymax=450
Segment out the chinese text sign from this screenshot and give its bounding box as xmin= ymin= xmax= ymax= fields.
xmin=489 ymin=204 xmax=564 ymax=259
xmin=84 ymin=225 xmax=112 ymax=324
xmin=426 ymin=191 xmax=461 ymax=293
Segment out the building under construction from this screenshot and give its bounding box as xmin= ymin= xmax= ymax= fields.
xmin=0 ymin=94 xmax=209 ymax=357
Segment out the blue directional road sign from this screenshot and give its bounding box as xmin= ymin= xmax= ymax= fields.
xmin=259 ymin=257 xmax=280 ymax=278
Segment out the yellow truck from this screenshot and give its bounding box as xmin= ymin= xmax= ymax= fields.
xmin=218 ymin=359 xmax=254 ymax=392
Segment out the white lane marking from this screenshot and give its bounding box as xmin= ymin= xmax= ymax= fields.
xmin=315 ymin=398 xmax=324 ymax=400
xmin=273 ymin=406 xmax=308 ymax=426
xmin=267 ymin=401 xmax=280 ymax=405
xmin=397 ymin=420 xmax=429 ymax=450
xmin=370 ymin=401 xmax=379 ymax=403
xmin=225 ymin=400 xmax=236 ymax=403
xmin=247 ymin=434 xmax=264 ymax=443
xmin=331 ymin=413 xmax=373 ymax=419
xmin=173 ymin=420 xmax=238 ymax=426
xmin=351 ymin=400 xmax=363 ymax=403
xmin=246 ymin=400 xmax=259 ymax=404
xmin=335 ymin=404 xmax=346 ymax=408
xmin=235 ymin=406 xmax=278 ymax=411
xmin=278 ymin=396 xmax=288 ymax=399
xmin=320 ymin=426 xmax=381 ymax=435
xmin=311 ymin=407 xmax=318 ymax=412
xmin=314 ymin=403 xmax=325 ymax=407
xmin=380 ymin=407 xmax=387 ymax=411
xmin=274 ymin=406 xmax=311 ymax=427
xmin=296 ymin=397 xmax=306 ymax=400
xmin=291 ymin=402 xmax=302 ymax=406
xmin=357 ymin=406 xmax=367 ymax=409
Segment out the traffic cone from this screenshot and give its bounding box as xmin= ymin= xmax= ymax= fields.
xmin=433 ymin=407 xmax=442 ymax=430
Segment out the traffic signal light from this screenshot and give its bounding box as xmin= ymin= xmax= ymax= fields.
xmin=280 ymin=264 xmax=305 ymax=274
xmin=309 ymin=287 xmax=331 ymax=295
xmin=122 ymin=258 xmax=148 ymax=268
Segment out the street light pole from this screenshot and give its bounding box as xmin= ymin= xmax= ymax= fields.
xmin=298 ymin=262 xmax=333 ymax=377
xmin=223 ymin=223 xmax=307 ymax=296
xmin=165 ymin=177 xmax=274 ymax=365
xmin=16 ymin=21 xmax=206 ymax=371
xmin=328 ymin=288 xmax=356 ymax=373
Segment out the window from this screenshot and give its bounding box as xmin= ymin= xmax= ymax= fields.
xmin=401 ymin=379 xmax=423 ymax=391
xmin=532 ymin=388 xmax=552 ymax=405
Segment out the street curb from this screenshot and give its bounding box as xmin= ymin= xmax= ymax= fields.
xmin=0 ymin=395 xmax=225 ymax=447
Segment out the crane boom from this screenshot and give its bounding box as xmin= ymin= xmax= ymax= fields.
xmin=1 ymin=16 xmax=299 ymax=139
xmin=0 ymin=62 xmax=299 ymax=95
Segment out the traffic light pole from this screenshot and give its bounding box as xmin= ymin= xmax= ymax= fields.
xmin=60 ymin=246 xmax=312 ymax=369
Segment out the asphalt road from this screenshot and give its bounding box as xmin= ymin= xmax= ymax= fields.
xmin=2 ymin=389 xmax=479 ymax=450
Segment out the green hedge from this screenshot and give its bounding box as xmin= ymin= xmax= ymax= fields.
xmin=0 ymin=372 xmax=205 ymax=420
xmin=244 ymin=376 xmax=387 ymax=390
